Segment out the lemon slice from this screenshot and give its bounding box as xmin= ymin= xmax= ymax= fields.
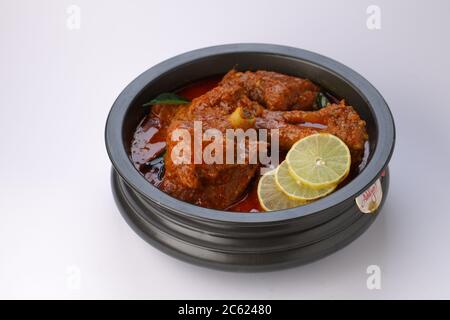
xmin=257 ymin=170 xmax=306 ymax=211
xmin=286 ymin=133 xmax=351 ymax=189
xmin=275 ymin=161 xmax=336 ymax=201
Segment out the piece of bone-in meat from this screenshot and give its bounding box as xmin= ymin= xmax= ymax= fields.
xmin=160 ymin=82 xmax=261 ymax=209
xmin=256 ymin=101 xmax=368 ymax=163
xmin=221 ymin=70 xmax=320 ymax=111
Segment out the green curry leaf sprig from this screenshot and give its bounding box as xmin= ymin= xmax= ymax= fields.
xmin=143 ymin=93 xmax=190 ymax=106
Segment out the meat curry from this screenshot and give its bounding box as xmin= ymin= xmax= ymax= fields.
xmin=131 ymin=70 xmax=369 ymax=212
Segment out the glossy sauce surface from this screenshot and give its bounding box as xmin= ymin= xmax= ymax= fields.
xmin=130 ymin=77 xmax=222 ymax=188
xmin=131 ymin=77 xmax=368 ymax=212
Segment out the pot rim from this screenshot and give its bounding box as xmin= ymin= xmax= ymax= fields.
xmin=105 ymin=43 xmax=395 ymax=224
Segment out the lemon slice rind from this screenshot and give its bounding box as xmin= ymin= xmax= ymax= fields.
xmin=275 ymin=161 xmax=336 ymax=201
xmin=257 ymin=170 xmax=306 ymax=211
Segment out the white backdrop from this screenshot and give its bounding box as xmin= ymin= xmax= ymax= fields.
xmin=1 ymin=0 xmax=449 ymax=299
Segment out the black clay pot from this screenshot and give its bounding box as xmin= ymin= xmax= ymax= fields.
xmin=105 ymin=44 xmax=395 ymax=271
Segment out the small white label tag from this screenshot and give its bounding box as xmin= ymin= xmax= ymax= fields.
xmin=356 ymin=179 xmax=383 ymax=213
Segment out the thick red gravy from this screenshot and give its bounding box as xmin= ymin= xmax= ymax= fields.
xmin=131 ymin=77 xmax=368 ymax=212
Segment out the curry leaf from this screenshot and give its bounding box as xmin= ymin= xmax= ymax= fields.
xmin=143 ymin=93 xmax=190 ymax=106
xmin=315 ymin=92 xmax=330 ymax=110
xmin=144 ymin=148 xmax=166 ymax=166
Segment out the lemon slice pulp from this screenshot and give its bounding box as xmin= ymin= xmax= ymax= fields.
xmin=286 ymin=133 xmax=351 ymax=189
xmin=275 ymin=161 xmax=336 ymax=201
